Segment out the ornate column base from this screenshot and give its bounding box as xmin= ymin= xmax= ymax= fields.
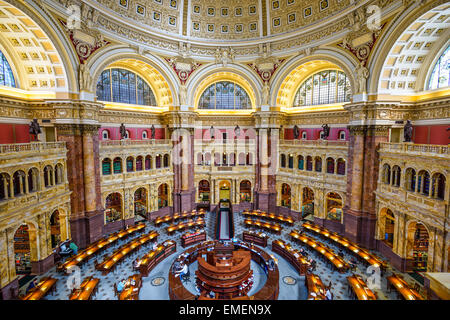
xmin=31 ymin=253 xmax=55 ymax=275
xmin=173 ymin=190 xmax=195 ymax=213
xmin=70 ymin=210 xmax=104 ymax=249
xmin=0 ymin=277 xmax=19 ymax=300
xmin=376 ymin=240 xmax=411 ymax=272
xmin=344 ymin=208 xmax=377 ymax=249
xmin=254 ymin=191 xmax=277 ymax=213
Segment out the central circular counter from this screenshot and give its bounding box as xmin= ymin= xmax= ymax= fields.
xmin=168 ymin=240 xmax=279 ymax=300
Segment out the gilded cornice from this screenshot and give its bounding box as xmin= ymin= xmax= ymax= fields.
xmin=286 ymin=110 xmax=350 ymax=126
xmin=55 ymin=123 xmax=101 ymax=135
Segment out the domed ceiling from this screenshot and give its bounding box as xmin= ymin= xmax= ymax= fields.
xmin=80 ymin=0 xmax=354 ymax=42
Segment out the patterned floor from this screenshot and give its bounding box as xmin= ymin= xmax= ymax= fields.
xmin=19 ymin=211 xmax=425 ymax=300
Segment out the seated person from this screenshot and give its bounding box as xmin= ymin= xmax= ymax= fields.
xmin=349 ymin=257 xmax=358 ymax=268
xmin=179 ymin=263 xmax=188 ymax=278
xmin=117 ymin=279 xmax=126 ymax=293
xmin=26 ymin=279 xmax=38 ymax=293
xmin=69 ymin=241 xmax=78 ymax=255
xmin=325 ymin=288 xmax=333 ymax=300
xmin=59 ymin=242 xmax=73 ymax=256
xmin=130 ymin=278 xmax=136 ymax=286
xmin=133 ymin=258 xmax=141 ymax=270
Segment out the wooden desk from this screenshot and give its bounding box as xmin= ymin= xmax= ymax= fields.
xmin=119 ymin=274 xmax=142 ymax=300
xmin=244 ymin=218 xmax=282 ymax=234
xmin=305 ymin=273 xmax=327 ymax=300
xmin=22 ymin=277 xmax=58 ymax=300
xmin=155 ymin=210 xmax=206 ymax=226
xmin=181 ymin=230 xmax=207 ymax=248
xmin=242 ymin=231 xmax=268 ymax=247
xmin=137 ymin=240 xmax=177 ymax=277
xmin=96 ymin=231 xmax=159 ymax=275
xmin=387 ymin=274 xmax=424 ymax=300
xmin=302 ymin=222 xmax=387 ymax=271
xmin=166 ymin=218 xmax=205 ymax=235
xmin=58 ymin=222 xmax=146 ymax=273
xmin=347 ymin=275 xmax=377 ymax=300
xmin=168 ymin=240 xmax=279 ymax=300
xmin=69 ymin=276 xmax=100 ymax=300
xmin=272 ymin=239 xmax=309 ymax=275
xmin=290 ymin=230 xmax=349 ymax=273
xmin=242 ymin=210 xmax=294 ymax=225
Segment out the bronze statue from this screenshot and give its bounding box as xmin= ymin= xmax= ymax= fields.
xmin=151 ymin=124 xmax=155 ymax=139
xmin=404 ymin=120 xmax=413 ymax=142
xmin=29 ymin=119 xmax=41 ymax=141
xmin=120 ymin=123 xmax=127 ymax=140
xmin=322 ymin=124 xmax=330 ymax=140
xmin=234 ymin=125 xmax=240 ymax=137
xmin=293 ymin=125 xmax=299 ymax=139
xmin=210 ymin=126 xmax=215 ymax=139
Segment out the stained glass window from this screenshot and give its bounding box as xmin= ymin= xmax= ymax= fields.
xmin=198 ymin=81 xmax=251 ymax=109
xmin=0 ymin=50 xmax=16 ymax=87
xmin=96 ymin=68 xmax=157 ymax=106
xmin=293 ymin=70 xmax=351 ymax=107
xmin=428 ymin=45 xmax=450 ymax=90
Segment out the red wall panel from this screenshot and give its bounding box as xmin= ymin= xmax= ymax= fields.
xmin=0 ymin=123 xmax=31 ymax=144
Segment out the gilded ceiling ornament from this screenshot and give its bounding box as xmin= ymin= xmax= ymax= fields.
xmin=215 ymin=47 xmax=235 ymax=67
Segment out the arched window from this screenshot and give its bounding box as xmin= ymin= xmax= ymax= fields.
xmin=102 ymin=158 xmax=112 ymax=175
xmin=246 ymin=153 xmax=252 ymax=165
xmin=102 ymin=130 xmax=110 ymax=140
xmin=280 ymin=154 xmax=286 ymax=168
xmin=155 ymin=155 xmax=162 ymax=168
xmin=197 ymin=153 xmax=204 ymax=165
xmin=55 ymin=163 xmax=64 ymax=184
xmin=382 ymin=164 xmax=391 ymax=184
xmin=392 ymin=165 xmax=401 ymax=187
xmin=198 ymin=180 xmax=210 ymax=203
xmin=326 ymin=157 xmax=335 ymax=174
xmin=142 ymin=130 xmax=148 ymax=139
xmin=293 ymin=70 xmax=351 ymax=107
xmin=417 ymin=170 xmax=430 ymax=195
xmin=27 ymin=168 xmax=39 ymax=192
xmin=105 ymin=193 xmax=122 ymax=224
xmin=337 ymin=158 xmax=346 ymax=175
xmin=13 ymin=171 xmax=26 ymax=195
xmin=240 ymin=180 xmax=252 ymax=203
xmin=281 ymin=183 xmax=291 ymax=208
xmin=383 ymin=209 xmax=395 ymax=248
xmin=43 ymin=166 xmax=53 ymax=188
xmin=326 ymin=192 xmax=343 ymax=222
xmin=431 ymin=173 xmax=446 ymax=200
xmin=306 ymin=156 xmax=313 ymax=171
xmin=298 ymin=155 xmax=304 ymax=170
xmin=96 ymin=68 xmax=157 ymax=106
xmin=126 ymin=156 xmax=134 ymax=172
xmin=198 ymin=81 xmax=251 ymax=109
xmin=0 ymin=50 xmax=16 ymax=87
xmin=113 ymin=157 xmax=122 ymax=174
xmin=405 ymin=168 xmax=416 ymax=191
xmin=338 ymin=130 xmax=346 ymax=140
xmin=288 ymin=155 xmax=294 ymax=169
xmin=428 ymin=45 xmax=450 ymax=90
xmin=163 ymin=154 xmax=170 ymax=168
xmin=136 ymin=156 xmax=143 ymax=171
xmin=238 ymin=153 xmax=245 ymax=165
xmin=229 ymin=153 xmax=236 ymax=166
xmin=314 ymin=157 xmax=322 ymax=172
xmin=145 ymin=155 xmax=152 ymax=170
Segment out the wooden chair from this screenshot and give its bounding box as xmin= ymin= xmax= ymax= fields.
xmin=113 ymin=283 xmax=118 ymax=297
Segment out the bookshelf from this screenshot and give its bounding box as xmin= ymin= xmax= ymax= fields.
xmin=14 ymin=225 xmax=31 ymax=274
xmin=412 ymin=224 xmax=429 ymax=271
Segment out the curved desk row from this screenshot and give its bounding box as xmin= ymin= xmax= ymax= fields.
xmin=242 ymin=231 xmax=268 ymax=247
xmin=21 ymin=277 xmax=58 ymax=300
xmin=244 ymin=218 xmax=282 ymax=234
xmin=166 ymin=218 xmax=205 ymax=235
xmin=119 ymin=274 xmax=142 ymax=300
xmin=290 ymin=230 xmax=349 ymax=273
xmin=242 ymin=210 xmax=294 ymax=225
xmin=58 ymin=222 xmax=146 ymax=273
xmin=302 ymin=222 xmax=387 ymax=271
xmin=305 ymin=273 xmax=327 ymax=300
xmin=168 ymin=240 xmax=279 ymax=300
xmin=347 ymin=275 xmax=377 ymax=300
xmin=95 ymin=231 xmax=159 ymax=275
xmin=272 ymin=239 xmax=310 ymax=275
xmin=181 ymin=230 xmax=207 ymax=248
xmin=155 ymin=210 xmax=206 ymax=226
xmin=135 ymin=240 xmax=177 ymax=277
xmin=68 ymin=276 xmax=100 ymax=300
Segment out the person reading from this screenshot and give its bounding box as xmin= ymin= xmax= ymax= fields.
xmin=117 ymin=279 xmax=126 ymax=293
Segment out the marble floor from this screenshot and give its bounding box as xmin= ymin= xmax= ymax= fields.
xmin=19 ymin=211 xmax=425 ymax=300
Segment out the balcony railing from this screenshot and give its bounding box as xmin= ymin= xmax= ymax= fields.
xmin=0 ymin=142 xmax=66 ymax=154
xmin=379 ymin=143 xmax=449 ymax=156
xmin=100 ymin=139 xmax=171 ymax=147
xmin=280 ymin=140 xmax=349 ymax=147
